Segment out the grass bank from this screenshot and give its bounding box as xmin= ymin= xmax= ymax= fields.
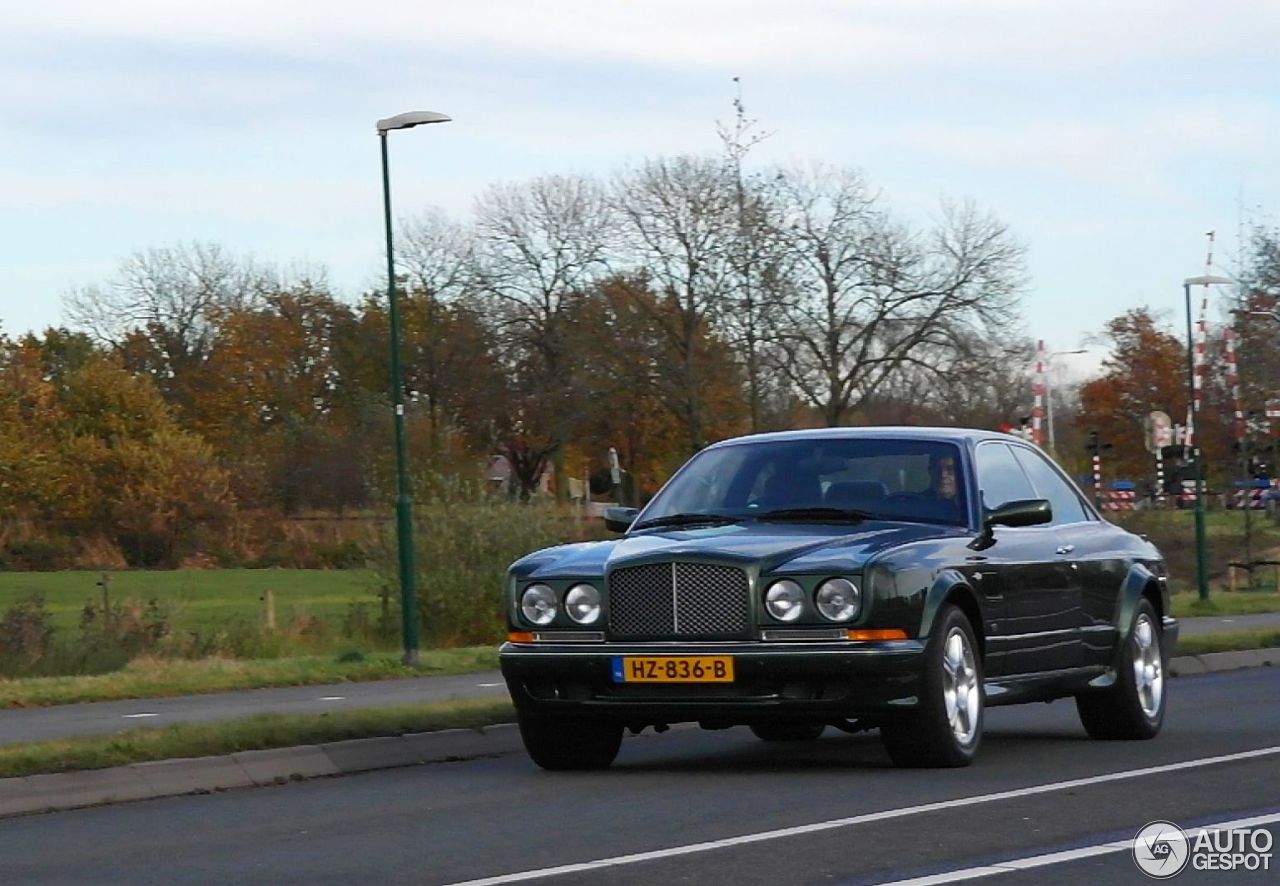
xmin=1171 ymin=591 xmax=1280 ymax=617
xmin=0 ymin=568 xmax=379 ymax=635
xmin=0 ymin=647 xmax=498 ymax=709
xmin=0 ymin=696 xmax=515 ymax=779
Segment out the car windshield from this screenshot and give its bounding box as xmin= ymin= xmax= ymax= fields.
xmin=640 ymin=437 xmax=969 ymax=527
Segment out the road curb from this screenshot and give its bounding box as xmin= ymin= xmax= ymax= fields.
xmin=0 ymin=723 xmax=523 ymax=820
xmin=1168 ymin=648 xmax=1277 ymax=676
xmin=0 ymin=651 xmax=1273 ymax=820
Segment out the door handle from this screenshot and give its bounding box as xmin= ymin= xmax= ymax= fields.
xmin=1056 ymin=544 xmax=1075 ymax=555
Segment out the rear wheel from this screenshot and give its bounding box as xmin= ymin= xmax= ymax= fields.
xmin=1076 ymin=598 xmax=1165 ymax=740
xmin=517 ymin=714 xmax=623 ymax=771
xmin=749 ymin=722 xmax=825 ymax=742
xmin=880 ymin=605 xmax=983 ymax=768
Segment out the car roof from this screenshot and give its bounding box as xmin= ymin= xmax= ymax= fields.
xmin=706 ymin=426 xmax=1019 ymax=450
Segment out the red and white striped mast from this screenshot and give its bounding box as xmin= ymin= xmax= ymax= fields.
xmin=1031 ymin=340 xmax=1046 ymax=446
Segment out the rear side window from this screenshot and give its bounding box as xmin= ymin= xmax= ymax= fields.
xmin=974 ymin=443 xmax=1036 ymax=511
xmin=1011 ymin=446 xmax=1090 ymax=525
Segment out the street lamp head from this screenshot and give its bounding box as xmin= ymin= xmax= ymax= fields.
xmin=376 ymin=111 xmax=452 ymax=134
xmin=1183 ymin=274 xmax=1235 ymax=287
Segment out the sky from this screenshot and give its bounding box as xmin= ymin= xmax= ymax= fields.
xmin=4 ymin=0 xmax=1278 ymax=384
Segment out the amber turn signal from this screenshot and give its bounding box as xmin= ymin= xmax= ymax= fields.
xmin=846 ymin=628 xmax=908 ymax=641
xmin=507 ymin=631 xmax=536 ymax=643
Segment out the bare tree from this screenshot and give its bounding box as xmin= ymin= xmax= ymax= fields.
xmin=768 ymin=167 xmax=1026 ymax=426
xmin=614 ymin=155 xmax=740 ymax=452
xmin=62 ymin=241 xmax=276 ymax=414
xmin=472 ymin=174 xmax=614 ymax=493
xmin=717 ymin=78 xmax=780 ymax=432
xmin=396 ymin=209 xmax=474 ymax=300
xmin=64 ymin=241 xmax=270 ymax=354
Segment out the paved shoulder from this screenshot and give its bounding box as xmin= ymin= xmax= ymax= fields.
xmin=0 ymin=671 xmax=507 ymax=745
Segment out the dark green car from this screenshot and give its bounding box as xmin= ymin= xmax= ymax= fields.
xmin=499 ymin=428 xmax=1177 ymax=769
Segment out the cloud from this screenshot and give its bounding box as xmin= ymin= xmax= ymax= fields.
xmin=10 ymin=1 xmax=1280 ymax=73
xmin=885 ymin=99 xmax=1280 ymax=202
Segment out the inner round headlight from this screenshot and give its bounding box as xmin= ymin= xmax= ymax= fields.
xmin=765 ymin=580 xmax=805 ymax=622
xmin=520 ymin=583 xmax=558 ymax=626
xmin=815 ymin=578 xmax=860 ymax=622
xmin=565 ymin=583 xmax=601 ymax=624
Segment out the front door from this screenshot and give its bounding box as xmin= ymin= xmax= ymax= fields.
xmin=975 ymin=442 xmax=1082 ymax=675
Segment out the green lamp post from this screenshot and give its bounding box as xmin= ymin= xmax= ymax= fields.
xmin=377 ymin=110 xmax=452 ymax=665
xmin=1182 ymin=273 xmax=1234 ymax=602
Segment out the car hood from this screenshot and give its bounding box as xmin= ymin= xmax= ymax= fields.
xmin=511 ymin=520 xmax=968 ymax=580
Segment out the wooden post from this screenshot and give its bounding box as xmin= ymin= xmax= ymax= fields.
xmin=262 ymin=589 xmax=277 ymax=631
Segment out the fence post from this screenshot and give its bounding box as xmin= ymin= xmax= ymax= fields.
xmin=262 ymin=589 xmax=276 ymax=631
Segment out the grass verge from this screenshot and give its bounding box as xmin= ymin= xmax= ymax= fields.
xmin=0 ymin=697 xmax=515 ymax=780
xmin=0 ymin=647 xmax=498 ymax=709
xmin=1175 ymin=629 xmax=1280 ymax=656
xmin=1171 ymin=591 xmax=1280 ymax=618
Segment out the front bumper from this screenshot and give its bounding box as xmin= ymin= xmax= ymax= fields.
xmin=499 ymin=640 xmax=927 ymax=725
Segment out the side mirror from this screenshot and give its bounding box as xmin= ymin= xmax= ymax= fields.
xmin=985 ymin=499 xmax=1052 ymax=529
xmin=603 ymin=506 xmax=639 ymax=533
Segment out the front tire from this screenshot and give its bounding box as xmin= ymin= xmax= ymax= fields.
xmin=880 ymin=605 xmax=983 ymax=768
xmin=517 ymin=714 xmax=623 ymax=771
xmin=1076 ymin=598 xmax=1165 ymax=740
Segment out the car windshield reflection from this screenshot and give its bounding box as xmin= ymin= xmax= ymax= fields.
xmin=639 ymin=437 xmax=969 ymax=528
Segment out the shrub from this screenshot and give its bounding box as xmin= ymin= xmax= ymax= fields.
xmin=2 ymin=538 xmax=76 ymax=571
xmin=0 ymin=594 xmax=56 ymax=665
xmin=370 ymin=496 xmax=605 ymax=647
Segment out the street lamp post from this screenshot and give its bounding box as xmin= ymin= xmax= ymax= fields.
xmin=1044 ymin=348 xmax=1087 ymax=453
xmin=1183 ymin=273 xmax=1234 ymax=602
xmin=377 ymin=110 xmax=451 ymax=665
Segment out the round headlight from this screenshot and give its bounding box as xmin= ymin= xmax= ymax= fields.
xmin=565 ymin=583 xmax=601 ymax=624
xmin=520 ymin=584 xmax=558 ymax=626
xmin=815 ymin=578 xmax=860 ymax=622
xmin=765 ymin=580 xmax=805 ymax=622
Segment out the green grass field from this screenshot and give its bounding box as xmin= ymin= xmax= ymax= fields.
xmin=0 ymin=568 xmax=383 ymax=634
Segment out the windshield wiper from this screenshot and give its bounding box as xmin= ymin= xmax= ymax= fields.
xmin=631 ymin=512 xmax=742 ymax=531
xmin=754 ymin=507 xmax=876 ymax=523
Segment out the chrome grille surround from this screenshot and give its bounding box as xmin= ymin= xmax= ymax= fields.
xmin=607 ymin=562 xmax=749 ymax=639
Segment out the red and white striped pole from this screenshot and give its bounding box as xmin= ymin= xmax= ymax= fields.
xmin=1224 ymin=327 xmax=1245 ymax=443
xmin=1031 ymin=339 xmax=1046 ymax=447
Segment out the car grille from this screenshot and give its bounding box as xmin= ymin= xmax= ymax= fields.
xmin=607 ymin=562 xmax=750 ymax=639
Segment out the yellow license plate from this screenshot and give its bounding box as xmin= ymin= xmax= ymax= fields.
xmin=611 ymin=656 xmax=734 ymax=683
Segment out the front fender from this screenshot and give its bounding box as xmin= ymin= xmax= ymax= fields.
xmin=919 ymin=568 xmax=986 ymax=640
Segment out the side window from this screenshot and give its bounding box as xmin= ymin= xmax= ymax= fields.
xmin=974 ymin=443 xmax=1036 ymax=512
xmin=1012 ymin=446 xmax=1090 ymax=525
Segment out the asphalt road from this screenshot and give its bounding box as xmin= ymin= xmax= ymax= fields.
xmin=3 ymin=613 xmax=1276 ymax=747
xmin=0 ymin=668 xmax=1276 ymax=885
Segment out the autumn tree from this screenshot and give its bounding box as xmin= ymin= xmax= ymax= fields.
xmin=0 ymin=337 xmax=234 ymax=563
xmin=1076 ymin=309 xmax=1187 ymax=482
xmin=564 ymin=277 xmax=746 ymax=497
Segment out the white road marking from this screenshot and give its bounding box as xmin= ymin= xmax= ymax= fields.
xmin=318 ymin=696 xmax=346 ymax=701
xmin=121 ymin=713 xmax=158 ymax=719
xmin=441 ymin=745 xmax=1280 ymax=886
xmin=475 ymin=683 xmax=504 ymax=688
xmin=879 ymin=810 xmax=1280 ymax=885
